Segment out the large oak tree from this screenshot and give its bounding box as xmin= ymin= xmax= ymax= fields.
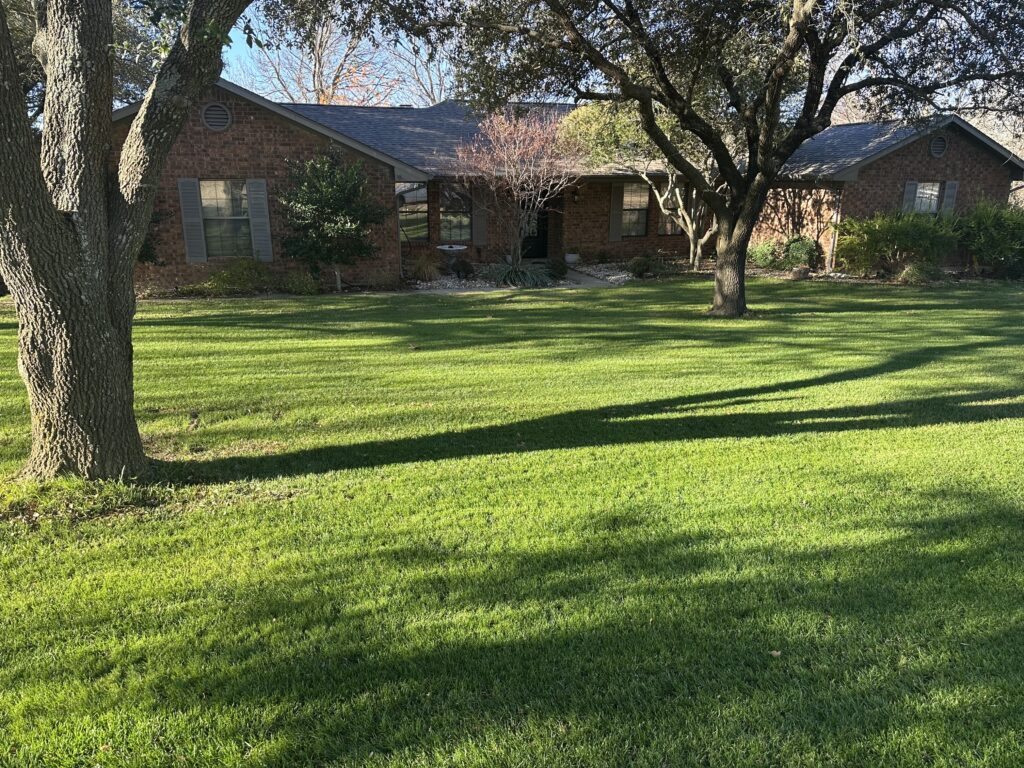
xmin=0 ymin=0 xmax=261 ymax=479
xmin=0 ymin=0 xmax=436 ymax=480
xmin=455 ymin=0 xmax=1024 ymax=316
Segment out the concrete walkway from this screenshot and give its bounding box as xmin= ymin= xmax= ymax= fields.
xmin=565 ymin=268 xmax=616 ymax=288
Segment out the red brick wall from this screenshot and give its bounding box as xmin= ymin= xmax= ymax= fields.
xmin=751 ymin=183 xmax=842 ymax=254
xmin=560 ymin=180 xmax=691 ymax=261
xmin=840 ymin=125 xmax=1014 ymax=219
xmin=112 ymin=86 xmax=401 ymax=292
xmin=400 ymin=178 xmax=694 ymax=268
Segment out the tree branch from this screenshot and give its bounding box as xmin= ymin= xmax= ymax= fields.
xmin=0 ymin=2 xmax=67 ymax=285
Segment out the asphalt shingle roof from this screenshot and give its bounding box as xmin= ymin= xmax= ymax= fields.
xmin=284 ymin=100 xmax=573 ymax=176
xmin=283 ymin=100 xmax=1022 ymax=182
xmin=780 ymin=120 xmax=922 ymax=179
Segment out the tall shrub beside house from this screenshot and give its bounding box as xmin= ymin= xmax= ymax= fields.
xmin=834 ymin=214 xmax=958 ymax=277
xmin=280 ymin=151 xmax=390 ymax=291
xmin=956 ymin=202 xmax=1024 ymax=279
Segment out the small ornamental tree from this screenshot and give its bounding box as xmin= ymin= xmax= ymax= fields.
xmin=280 ymin=151 xmax=390 ymax=291
xmin=452 ymin=109 xmax=587 ymax=268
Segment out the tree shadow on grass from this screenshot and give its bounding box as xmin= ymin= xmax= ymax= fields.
xmin=31 ymin=485 xmax=1023 ymax=766
xmin=162 ymin=339 xmax=1024 ymax=483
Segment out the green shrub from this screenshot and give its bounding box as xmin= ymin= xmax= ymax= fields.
xmin=547 ymin=254 xmax=568 ymax=279
xmin=409 ymin=253 xmax=442 ymax=282
xmin=486 ymin=263 xmax=553 ymax=288
xmin=280 ymin=150 xmax=390 ymax=290
xmin=783 ymin=235 xmax=822 ymax=269
xmin=749 ymin=240 xmax=782 ymax=268
xmin=626 ymin=254 xmax=662 ymax=278
xmin=834 ymin=213 xmax=957 ymax=276
xmin=180 ymin=259 xmax=276 ymax=297
xmin=280 ymin=269 xmax=319 ymax=295
xmin=956 ymin=201 xmax=1024 ymax=278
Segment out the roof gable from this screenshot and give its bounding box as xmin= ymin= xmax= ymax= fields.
xmin=112 ymin=79 xmax=428 ymax=181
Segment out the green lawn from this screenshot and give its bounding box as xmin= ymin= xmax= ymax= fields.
xmin=2 ymin=279 xmax=1024 ymax=767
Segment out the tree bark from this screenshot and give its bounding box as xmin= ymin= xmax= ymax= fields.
xmin=711 ymin=241 xmax=746 ymax=317
xmin=710 ymin=213 xmax=756 ymax=317
xmin=14 ymin=273 xmax=146 ymax=478
xmin=708 ymin=178 xmax=772 ymax=317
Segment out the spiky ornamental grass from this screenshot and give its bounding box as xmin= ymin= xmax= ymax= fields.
xmin=2 ymin=278 xmax=1024 ymax=767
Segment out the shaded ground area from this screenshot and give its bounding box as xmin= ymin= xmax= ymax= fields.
xmin=1 ymin=279 xmax=1023 ymax=767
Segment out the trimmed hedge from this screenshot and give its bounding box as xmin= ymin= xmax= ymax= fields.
xmin=956 ymin=201 xmax=1024 ymax=279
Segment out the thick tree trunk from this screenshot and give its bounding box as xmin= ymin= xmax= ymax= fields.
xmin=15 ymin=282 xmax=146 ymax=479
xmin=710 ymin=217 xmax=755 ymax=317
xmin=710 ymin=183 xmax=770 ymax=317
xmin=711 ymin=242 xmax=746 ymax=317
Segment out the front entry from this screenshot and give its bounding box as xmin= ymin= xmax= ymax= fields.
xmin=521 ymin=207 xmax=549 ymax=260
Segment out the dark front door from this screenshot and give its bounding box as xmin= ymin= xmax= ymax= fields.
xmin=521 ymin=208 xmax=549 ymax=260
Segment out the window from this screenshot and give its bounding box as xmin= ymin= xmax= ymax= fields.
xmin=440 ymin=183 xmax=472 ymax=242
xmin=396 ymin=182 xmax=429 ymax=242
xmin=622 ymin=183 xmax=649 ymax=237
xmin=914 ymin=182 xmax=941 ymax=214
xmin=200 ymin=180 xmax=252 ymax=259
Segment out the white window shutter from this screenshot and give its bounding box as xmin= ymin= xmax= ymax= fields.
xmin=901 ymin=182 xmax=919 ymax=213
xmin=178 ymin=178 xmax=207 ymax=263
xmin=247 ymin=179 xmax=274 ymax=262
xmin=609 ymin=184 xmax=624 ymax=242
xmin=940 ymin=181 xmax=959 ymax=214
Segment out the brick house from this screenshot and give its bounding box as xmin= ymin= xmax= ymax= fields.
xmin=115 ymin=80 xmax=1024 ymax=289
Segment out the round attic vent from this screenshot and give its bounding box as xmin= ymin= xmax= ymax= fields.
xmin=201 ymin=102 xmax=232 ymax=132
xmin=930 ymin=134 xmax=948 ymax=158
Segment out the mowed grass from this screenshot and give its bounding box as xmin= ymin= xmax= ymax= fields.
xmin=1 ymin=278 xmax=1024 ymax=767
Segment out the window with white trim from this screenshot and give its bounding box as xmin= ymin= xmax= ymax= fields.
xmin=440 ymin=183 xmax=472 ymax=242
xmin=622 ymin=183 xmax=649 ymax=237
xmin=913 ymin=182 xmax=941 ymax=214
xmin=200 ymin=180 xmax=252 ymax=259
xmin=396 ymin=182 xmax=429 ymax=242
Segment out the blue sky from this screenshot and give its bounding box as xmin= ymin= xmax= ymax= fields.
xmin=222 ymin=29 xmax=255 ymax=81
